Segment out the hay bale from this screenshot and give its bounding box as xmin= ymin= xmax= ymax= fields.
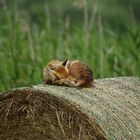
xmin=0 ymin=77 xmax=140 ymax=140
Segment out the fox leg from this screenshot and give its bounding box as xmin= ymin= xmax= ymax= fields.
xmin=71 ymin=80 xmax=85 ymax=87
xmin=53 ymin=78 xmax=69 ymax=86
xmin=72 ymin=80 xmax=94 ymax=87
xmin=54 ymin=79 xmax=84 ymax=87
xmin=53 ymin=78 xmax=76 ymax=86
xmin=53 ymin=78 xmax=94 ymax=87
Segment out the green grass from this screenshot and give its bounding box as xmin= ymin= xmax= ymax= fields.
xmin=0 ymin=1 xmax=140 ymax=91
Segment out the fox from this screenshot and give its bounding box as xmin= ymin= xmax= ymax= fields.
xmin=43 ymin=59 xmax=94 ymax=87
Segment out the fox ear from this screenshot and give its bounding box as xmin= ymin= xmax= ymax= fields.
xmin=62 ymin=59 xmax=69 ymax=66
xmin=47 ymin=67 xmax=54 ymax=72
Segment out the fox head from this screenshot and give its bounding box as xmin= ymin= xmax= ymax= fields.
xmin=45 ymin=59 xmax=70 ymax=80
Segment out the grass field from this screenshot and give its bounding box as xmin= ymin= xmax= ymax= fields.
xmin=0 ymin=0 xmax=140 ymax=91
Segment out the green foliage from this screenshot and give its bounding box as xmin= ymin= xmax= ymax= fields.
xmin=0 ymin=0 xmax=140 ymax=91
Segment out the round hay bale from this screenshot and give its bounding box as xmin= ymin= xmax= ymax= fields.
xmin=0 ymin=77 xmax=140 ymax=140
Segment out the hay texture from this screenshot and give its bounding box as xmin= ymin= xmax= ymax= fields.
xmin=0 ymin=77 xmax=140 ymax=140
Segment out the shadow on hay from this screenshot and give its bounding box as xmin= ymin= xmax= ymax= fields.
xmin=0 ymin=88 xmax=107 ymax=140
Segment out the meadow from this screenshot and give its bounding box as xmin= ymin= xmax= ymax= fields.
xmin=0 ymin=0 xmax=140 ymax=91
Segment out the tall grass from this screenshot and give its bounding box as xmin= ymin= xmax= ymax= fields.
xmin=0 ymin=1 xmax=140 ymax=91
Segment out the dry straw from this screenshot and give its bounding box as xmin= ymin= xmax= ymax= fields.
xmin=0 ymin=77 xmax=140 ymax=140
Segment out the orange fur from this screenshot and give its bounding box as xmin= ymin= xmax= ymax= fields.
xmin=43 ymin=59 xmax=94 ymax=87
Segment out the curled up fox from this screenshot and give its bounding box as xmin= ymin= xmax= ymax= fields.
xmin=43 ymin=59 xmax=94 ymax=87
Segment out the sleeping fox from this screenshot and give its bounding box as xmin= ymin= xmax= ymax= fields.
xmin=43 ymin=59 xmax=93 ymax=87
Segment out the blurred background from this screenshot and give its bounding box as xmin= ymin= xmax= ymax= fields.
xmin=0 ymin=0 xmax=140 ymax=91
